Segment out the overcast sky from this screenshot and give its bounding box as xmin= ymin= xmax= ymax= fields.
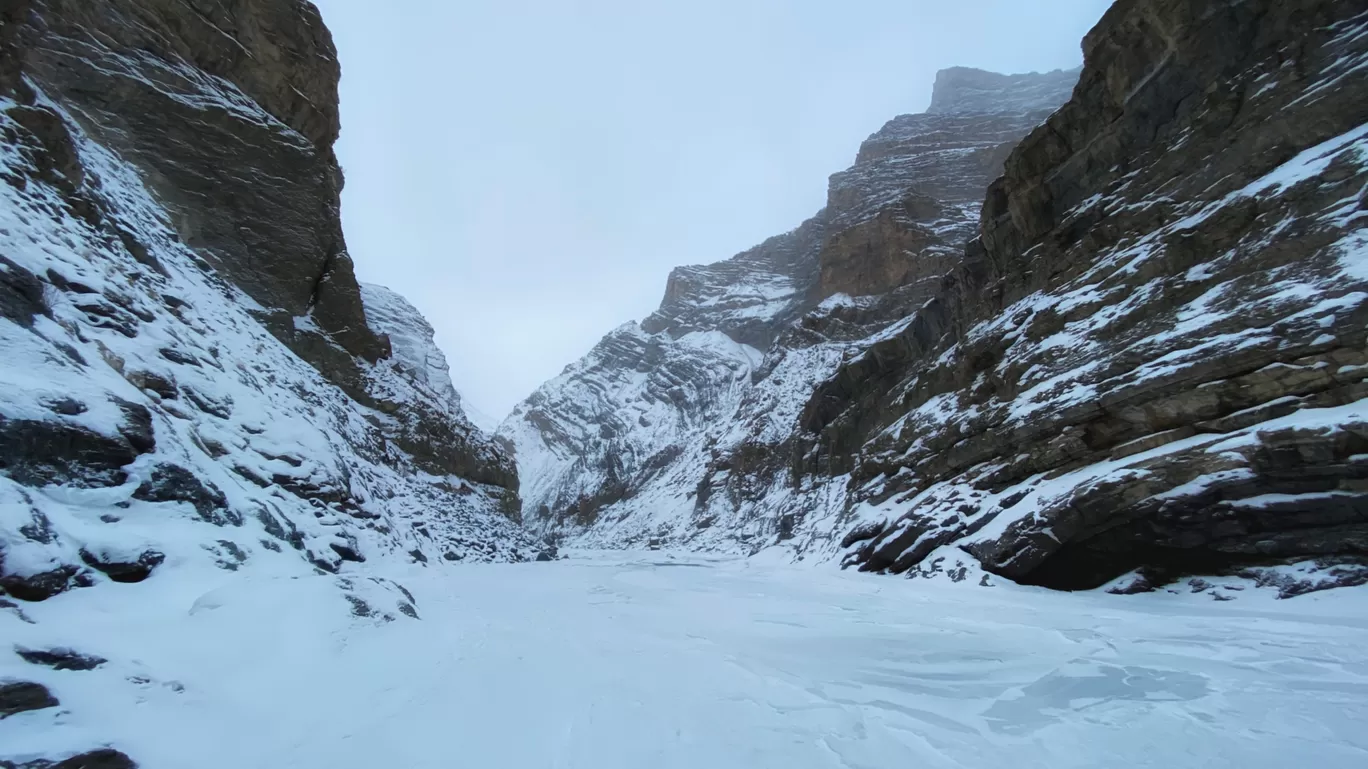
xmin=311 ymin=0 xmax=1112 ymax=425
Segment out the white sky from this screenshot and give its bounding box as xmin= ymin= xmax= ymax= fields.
xmin=311 ymin=0 xmax=1112 ymax=423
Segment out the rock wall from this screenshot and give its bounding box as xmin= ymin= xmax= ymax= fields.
xmin=16 ymin=0 xmax=386 ymax=385
xmin=826 ymin=0 xmax=1368 ymax=589
xmin=0 ymin=0 xmax=533 ymax=616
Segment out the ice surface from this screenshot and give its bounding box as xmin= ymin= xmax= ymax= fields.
xmin=4 ymin=551 xmax=1367 ymax=768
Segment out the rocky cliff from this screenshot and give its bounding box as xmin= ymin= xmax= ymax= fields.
xmin=507 ymin=0 xmax=1368 ymax=596
xmin=500 ymin=66 xmax=1080 ymax=547
xmin=0 ymin=0 xmax=533 ymax=619
xmin=838 ymin=0 xmax=1368 ymax=593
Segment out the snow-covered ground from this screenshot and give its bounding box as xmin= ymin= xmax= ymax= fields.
xmin=5 ymin=552 xmax=1368 ymax=768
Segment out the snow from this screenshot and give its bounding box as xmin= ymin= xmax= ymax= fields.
xmin=459 ymin=400 xmax=504 ymax=435
xmin=99 ymin=51 xmax=309 ymax=145
xmin=5 ymin=551 xmax=1368 ymax=768
xmin=499 ymin=321 xmax=764 ymax=533
xmin=359 ymin=283 xmax=463 ymax=413
xmin=1237 ymin=122 xmax=1368 ymax=198
xmin=1339 ymin=228 xmax=1368 ymax=282
xmin=1170 ymin=121 xmax=1368 ymax=233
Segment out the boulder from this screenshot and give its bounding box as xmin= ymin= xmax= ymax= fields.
xmin=15 ymin=648 xmax=107 ymax=671
xmin=132 ymin=464 xmax=232 ymax=525
xmin=0 ymin=681 xmax=57 ymax=719
xmin=79 ymin=550 xmax=165 ymax=584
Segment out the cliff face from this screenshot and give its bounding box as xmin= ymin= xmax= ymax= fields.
xmin=0 ymin=0 xmax=532 ymax=616
xmin=500 ymin=67 xmax=1080 ymax=548
xmin=510 ymin=0 xmax=1368 ymax=595
xmin=838 ymin=0 xmax=1368 ymax=591
xmin=14 ymin=0 xmax=384 ymax=384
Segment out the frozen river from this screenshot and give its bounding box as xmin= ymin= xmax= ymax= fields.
xmin=6 ymin=551 xmax=1368 ymax=768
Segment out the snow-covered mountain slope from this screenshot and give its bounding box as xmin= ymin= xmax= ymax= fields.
xmin=508 ymin=0 xmax=1368 ymax=597
xmin=501 ymin=68 xmax=1081 ymax=548
xmin=502 ymin=324 xmax=762 ymax=536
xmin=1 ymin=3 xmax=537 ymax=760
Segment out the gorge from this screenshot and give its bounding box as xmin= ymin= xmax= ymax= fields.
xmin=2 ymin=0 xmax=1367 ymax=766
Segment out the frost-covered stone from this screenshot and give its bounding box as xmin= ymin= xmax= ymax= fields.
xmin=0 ymin=681 xmax=56 ymax=719
xmin=14 ymin=647 xmax=107 ymax=672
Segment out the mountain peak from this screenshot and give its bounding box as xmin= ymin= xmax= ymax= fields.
xmin=927 ymin=66 xmax=1080 ymax=115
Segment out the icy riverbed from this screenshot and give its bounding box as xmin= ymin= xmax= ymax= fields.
xmin=5 ymin=551 xmax=1368 ymax=768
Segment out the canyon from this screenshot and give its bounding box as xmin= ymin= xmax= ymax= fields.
xmin=2 ymin=0 xmax=1367 ymax=766
xmin=504 ymin=0 xmax=1368 ymax=596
